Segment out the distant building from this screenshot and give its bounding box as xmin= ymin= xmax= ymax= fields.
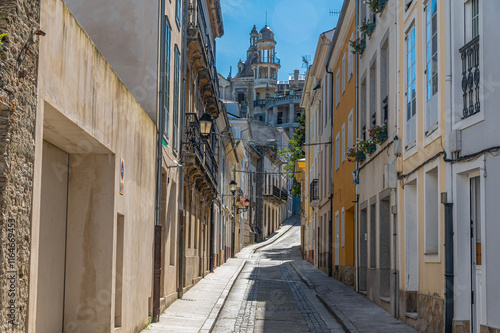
xmin=219 ymin=25 xmax=305 ymax=139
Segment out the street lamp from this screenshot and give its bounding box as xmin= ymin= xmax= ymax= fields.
xmin=229 ymin=179 xmax=237 ymax=257
xmin=199 ymin=112 xmax=213 ymax=138
xmin=229 ymin=179 xmax=238 ymax=194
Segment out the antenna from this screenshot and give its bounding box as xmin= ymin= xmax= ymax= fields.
xmin=329 ymin=9 xmax=341 ymax=16
xmin=302 ymin=55 xmax=311 ymax=69
xmin=265 ymin=11 xmax=268 ymax=26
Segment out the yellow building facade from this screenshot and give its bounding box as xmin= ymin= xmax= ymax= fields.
xmin=326 ymin=0 xmax=356 ymax=285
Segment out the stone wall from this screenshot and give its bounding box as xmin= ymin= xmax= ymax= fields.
xmin=0 ymin=0 xmax=40 ymax=331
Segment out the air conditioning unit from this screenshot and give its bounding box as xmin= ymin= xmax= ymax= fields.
xmin=383 ymin=163 xmax=397 ymax=189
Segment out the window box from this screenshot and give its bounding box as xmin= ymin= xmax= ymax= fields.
xmin=367 ymin=144 xmax=376 ymax=154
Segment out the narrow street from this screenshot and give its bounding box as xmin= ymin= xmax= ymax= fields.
xmin=212 ymin=217 xmax=344 ymax=333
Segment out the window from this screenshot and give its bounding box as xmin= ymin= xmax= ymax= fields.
xmin=369 ymin=61 xmax=377 ymax=126
xmin=424 ymin=167 xmax=439 ymax=255
xmin=348 ymin=110 xmax=353 ymax=150
xmin=342 ymin=54 xmax=346 ymax=93
xmin=173 ymin=46 xmax=180 ymax=152
xmin=175 ymin=0 xmax=181 ymax=28
xmin=336 ymin=69 xmax=340 ymax=107
xmin=348 ymin=33 xmax=354 ymax=80
xmin=164 ymin=18 xmax=172 ymax=139
xmin=472 ymin=0 xmax=479 ymax=39
xmin=464 ymin=0 xmax=479 ymax=42
xmin=360 ymin=78 xmax=367 ymax=140
xmin=406 ymin=27 xmax=417 ymax=147
xmin=425 ymin=1 xmax=438 ymax=131
xmin=342 ymin=123 xmax=346 ymax=162
xmin=277 ymin=111 xmax=283 ymax=124
xmin=335 ymin=133 xmax=340 ymax=170
xmin=341 ymin=208 xmax=345 ymax=247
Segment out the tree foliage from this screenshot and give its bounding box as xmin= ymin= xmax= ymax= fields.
xmin=279 ymin=111 xmax=305 ymax=196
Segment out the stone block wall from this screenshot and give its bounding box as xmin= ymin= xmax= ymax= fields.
xmin=0 ymin=0 xmax=40 ymax=331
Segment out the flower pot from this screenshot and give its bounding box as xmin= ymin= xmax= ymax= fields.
xmin=378 ymin=0 xmax=388 ymax=12
xmin=367 ymin=23 xmax=376 ymax=36
xmin=358 ymin=152 xmax=366 ymax=162
xmin=367 ymin=144 xmax=376 ymax=154
xmin=379 ymin=129 xmax=388 ymax=142
xmin=358 ymin=41 xmax=366 ymax=55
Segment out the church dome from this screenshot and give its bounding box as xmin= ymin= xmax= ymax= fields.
xmin=259 ymin=25 xmax=274 ymax=40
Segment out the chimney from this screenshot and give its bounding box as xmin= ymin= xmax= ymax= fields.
xmin=294 ymin=69 xmax=299 ymax=83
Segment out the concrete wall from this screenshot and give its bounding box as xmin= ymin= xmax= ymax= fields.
xmin=64 ymin=0 xmax=159 ymax=120
xmin=29 ymin=0 xmax=157 ymax=332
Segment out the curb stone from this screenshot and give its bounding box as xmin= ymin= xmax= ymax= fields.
xmin=200 ymin=259 xmax=247 ymax=333
xmin=290 ymin=261 xmax=359 ymax=333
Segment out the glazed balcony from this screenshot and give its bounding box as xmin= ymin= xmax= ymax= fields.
xmin=183 ymin=113 xmax=218 ymax=191
xmin=187 ymin=0 xmax=220 ymax=118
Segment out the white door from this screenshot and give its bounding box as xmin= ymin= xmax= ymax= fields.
xmin=470 ymin=176 xmax=482 ymax=333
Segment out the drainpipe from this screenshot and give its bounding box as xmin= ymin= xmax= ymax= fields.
xmin=177 ymin=0 xmax=189 ymax=299
xmin=444 ymin=0 xmax=454 ymax=330
xmin=444 ymin=200 xmax=454 ymax=333
xmin=392 ymin=0 xmax=399 ymax=318
xmin=153 ymin=0 xmax=166 ymax=322
xmin=325 ymin=38 xmax=334 ymax=278
xmin=354 ymin=0 xmax=360 ymax=293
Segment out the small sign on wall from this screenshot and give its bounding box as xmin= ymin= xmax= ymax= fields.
xmin=120 ymin=159 xmax=125 ymax=195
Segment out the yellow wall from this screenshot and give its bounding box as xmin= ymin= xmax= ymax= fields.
xmin=329 ymin=6 xmax=356 ymax=268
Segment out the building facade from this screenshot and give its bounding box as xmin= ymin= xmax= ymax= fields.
xmin=301 ymin=29 xmax=335 ymax=271
xmin=397 ymin=0 xmax=447 ymax=330
xmin=326 ymin=0 xmax=356 ymax=286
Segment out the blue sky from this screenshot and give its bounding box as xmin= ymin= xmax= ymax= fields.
xmin=216 ymin=0 xmax=343 ymax=81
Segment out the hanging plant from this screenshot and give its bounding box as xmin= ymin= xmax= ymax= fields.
xmin=350 ymin=38 xmax=366 ymax=55
xmin=359 ymin=19 xmax=376 ymax=37
xmin=368 ymin=120 xmax=388 ymax=144
xmin=365 ymin=0 xmax=388 ymax=15
xmin=347 ymin=139 xmax=369 ymax=162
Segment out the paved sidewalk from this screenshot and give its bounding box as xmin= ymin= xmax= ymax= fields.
xmin=291 ymin=260 xmax=417 ymax=333
xmin=143 ymin=216 xmax=299 ymax=333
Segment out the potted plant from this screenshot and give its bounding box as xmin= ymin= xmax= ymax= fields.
xmin=367 ymin=140 xmax=377 ymax=154
xmin=365 ymin=0 xmax=387 ymax=15
xmin=369 ymin=121 xmax=388 ymax=144
xmin=347 ymin=139 xmax=368 ymax=163
xmin=350 ymin=38 xmax=366 ymax=55
xmin=359 ymin=19 xmax=376 ymax=37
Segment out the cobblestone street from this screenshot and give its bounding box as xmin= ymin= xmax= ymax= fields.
xmin=212 ymin=217 xmax=343 ymax=333
xmin=145 ymin=216 xmax=416 ymax=333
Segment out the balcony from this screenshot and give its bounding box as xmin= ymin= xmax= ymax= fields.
xmin=265 ymin=94 xmax=302 ymax=110
xmin=263 ymin=184 xmax=287 ymax=205
xmin=254 ymin=99 xmax=267 ymax=107
xmin=309 ymin=179 xmax=319 ymax=207
xmin=183 ymin=113 xmax=218 ymax=191
xmin=187 ymin=0 xmax=220 ymax=118
xmin=460 ymin=36 xmax=480 ymax=119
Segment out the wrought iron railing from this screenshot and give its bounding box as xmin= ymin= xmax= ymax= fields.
xmin=254 ymin=99 xmax=267 ymax=107
xmin=460 ymin=36 xmax=480 ymax=119
xmin=310 ymin=179 xmax=319 ymax=203
xmin=184 ymin=113 xmax=218 ymax=186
